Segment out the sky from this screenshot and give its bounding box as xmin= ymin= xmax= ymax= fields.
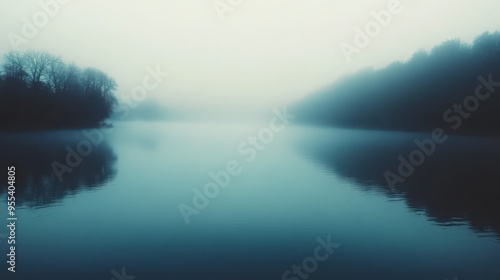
xmin=0 ymin=0 xmax=499 ymax=117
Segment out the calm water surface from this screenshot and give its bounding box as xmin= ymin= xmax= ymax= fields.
xmin=1 ymin=122 xmax=499 ymax=280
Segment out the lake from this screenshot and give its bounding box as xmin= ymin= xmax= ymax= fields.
xmin=1 ymin=121 xmax=499 ymax=280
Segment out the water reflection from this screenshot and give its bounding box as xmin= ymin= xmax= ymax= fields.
xmin=0 ymin=130 xmax=117 ymax=207
xmin=299 ymin=127 xmax=500 ymax=239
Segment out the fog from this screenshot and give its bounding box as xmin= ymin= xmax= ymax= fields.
xmin=1 ymin=0 xmax=500 ymax=120
xmin=294 ymin=31 xmax=500 ymax=136
xmin=2 ymin=2 xmax=500 ymax=279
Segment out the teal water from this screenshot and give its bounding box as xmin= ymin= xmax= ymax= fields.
xmin=1 ymin=122 xmax=499 ymax=280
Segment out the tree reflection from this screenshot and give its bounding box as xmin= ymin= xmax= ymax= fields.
xmin=0 ymin=130 xmax=117 ymax=207
xmin=300 ymin=128 xmax=500 ymax=239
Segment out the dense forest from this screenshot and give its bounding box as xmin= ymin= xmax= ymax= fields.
xmin=294 ymin=31 xmax=500 ymax=136
xmin=0 ymin=51 xmax=117 ymax=131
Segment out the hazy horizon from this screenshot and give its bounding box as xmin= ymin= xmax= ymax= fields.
xmin=1 ymin=0 xmax=500 ymax=119
xmin=2 ymin=2 xmax=500 ymax=279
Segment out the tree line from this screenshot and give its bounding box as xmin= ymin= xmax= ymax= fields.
xmin=0 ymin=51 xmax=118 ymax=131
xmin=294 ymin=31 xmax=500 ymax=136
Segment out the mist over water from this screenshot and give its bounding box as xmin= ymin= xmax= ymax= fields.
xmin=0 ymin=122 xmax=499 ymax=280
xmin=1 ymin=1 xmax=500 ymax=279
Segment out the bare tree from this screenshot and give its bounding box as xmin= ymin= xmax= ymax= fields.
xmin=46 ymin=57 xmax=65 ymax=94
xmin=22 ymin=51 xmax=59 ymax=86
xmin=47 ymin=59 xmax=82 ymax=95
xmin=0 ymin=50 xmax=119 ymax=128
xmin=2 ymin=51 xmax=27 ymax=81
xmin=61 ymin=64 xmax=82 ymax=95
xmin=81 ymin=68 xmax=117 ymax=97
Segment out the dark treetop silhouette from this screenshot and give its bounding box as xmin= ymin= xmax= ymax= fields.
xmin=0 ymin=50 xmax=118 ymax=131
xmin=294 ymin=31 xmax=500 ymax=136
